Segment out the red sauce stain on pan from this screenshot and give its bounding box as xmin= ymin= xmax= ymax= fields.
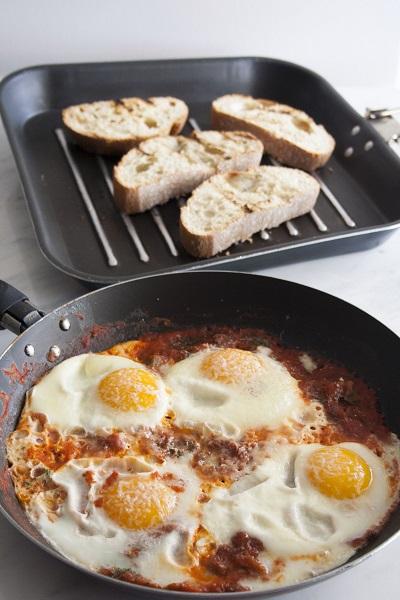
xmin=81 ymin=321 xmax=125 ymax=350
xmin=0 ymin=391 xmax=10 ymax=421
xmin=2 ymin=363 xmax=32 ymax=385
xmin=0 ymin=466 xmax=12 ymax=497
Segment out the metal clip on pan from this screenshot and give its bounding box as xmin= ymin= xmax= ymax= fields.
xmin=366 ymin=106 xmax=400 ymax=158
xmin=365 ymin=107 xmax=400 ymax=120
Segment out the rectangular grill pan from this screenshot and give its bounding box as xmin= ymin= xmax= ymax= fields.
xmin=1 ymin=57 xmax=399 ymax=285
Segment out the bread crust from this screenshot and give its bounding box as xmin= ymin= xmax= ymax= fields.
xmin=211 ymin=96 xmax=335 ymax=172
xmin=180 ymin=168 xmax=320 ymax=258
xmin=113 ymin=132 xmax=263 ymax=214
xmin=62 ymin=97 xmax=188 ymax=156
xmin=59 ymin=126 xmax=138 ymax=156
xmin=113 ymin=166 xmax=211 ymax=214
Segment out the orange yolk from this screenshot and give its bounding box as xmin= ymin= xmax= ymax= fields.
xmin=201 ymin=348 xmax=263 ymax=385
xmin=102 ymin=474 xmax=177 ymax=530
xmin=98 ymin=368 xmax=158 ymax=412
xmin=307 ymin=446 xmax=372 ymax=499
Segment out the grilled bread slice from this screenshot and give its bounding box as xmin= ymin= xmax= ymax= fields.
xmin=62 ymin=96 xmax=189 ymax=155
xmin=113 ymin=130 xmax=263 ymax=214
xmin=180 ymin=166 xmax=320 ymax=257
xmin=212 ymin=94 xmax=335 ymax=171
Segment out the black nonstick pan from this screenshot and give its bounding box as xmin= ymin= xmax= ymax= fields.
xmin=0 ymin=271 xmax=399 ymax=598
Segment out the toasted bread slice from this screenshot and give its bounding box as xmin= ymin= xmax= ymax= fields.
xmin=211 ymin=94 xmax=335 ymax=171
xmin=180 ymin=166 xmax=320 ymax=257
xmin=113 ymin=130 xmax=263 ymax=213
xmin=62 ymin=96 xmax=189 ymax=155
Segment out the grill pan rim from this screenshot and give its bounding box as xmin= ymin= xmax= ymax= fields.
xmin=1 ymin=56 xmax=400 ymax=285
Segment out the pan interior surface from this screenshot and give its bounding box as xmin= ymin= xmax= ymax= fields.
xmin=0 ymin=272 xmax=399 ymax=597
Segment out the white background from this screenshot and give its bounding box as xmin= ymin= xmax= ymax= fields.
xmin=1 ymin=0 xmax=400 ymax=87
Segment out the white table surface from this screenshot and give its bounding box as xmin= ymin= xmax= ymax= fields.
xmin=0 ymin=86 xmax=399 ymax=599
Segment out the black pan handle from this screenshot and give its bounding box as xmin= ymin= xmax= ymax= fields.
xmin=0 ymin=280 xmax=44 ymax=335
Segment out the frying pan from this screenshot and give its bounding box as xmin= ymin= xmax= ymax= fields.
xmin=0 ymin=271 xmax=399 ymax=598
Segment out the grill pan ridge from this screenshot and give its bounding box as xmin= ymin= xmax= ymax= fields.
xmin=1 ymin=57 xmax=399 ymax=285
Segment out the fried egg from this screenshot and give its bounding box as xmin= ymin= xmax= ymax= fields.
xmin=31 ymin=456 xmax=201 ymax=585
xmin=28 ymin=354 xmax=169 ymax=432
xmin=201 ymin=442 xmax=396 ymax=586
xmin=166 ymin=347 xmax=304 ymax=437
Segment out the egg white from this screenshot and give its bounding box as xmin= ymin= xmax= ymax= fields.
xmin=202 ymin=442 xmax=393 ymax=557
xmin=166 ymin=347 xmax=304 ymax=438
xmin=27 ymin=353 xmax=169 ymax=433
xmin=30 ymin=456 xmax=201 ymax=585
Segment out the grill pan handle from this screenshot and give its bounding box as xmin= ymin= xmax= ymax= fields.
xmin=0 ymin=280 xmax=44 ymax=335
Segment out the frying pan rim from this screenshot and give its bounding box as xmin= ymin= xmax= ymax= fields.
xmin=1 ymin=269 xmax=400 ymax=351
xmin=1 ymin=270 xmax=399 ymax=596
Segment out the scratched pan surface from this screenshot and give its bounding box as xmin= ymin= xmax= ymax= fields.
xmin=0 ymin=272 xmax=400 ymax=598
xmin=0 ymin=57 xmax=400 ymax=285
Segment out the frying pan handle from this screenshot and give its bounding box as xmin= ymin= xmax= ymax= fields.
xmin=0 ymin=280 xmax=44 ymax=335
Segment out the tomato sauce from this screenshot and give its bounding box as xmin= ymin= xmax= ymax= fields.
xmin=27 ymin=425 xmax=126 ymax=471
xmin=111 ymin=325 xmax=389 ymax=446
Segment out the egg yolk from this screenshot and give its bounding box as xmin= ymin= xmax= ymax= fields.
xmin=99 ymin=368 xmax=158 ymax=412
xmin=307 ymin=446 xmax=372 ymax=499
xmin=102 ymin=475 xmax=177 ymax=530
xmin=201 ymin=348 xmax=263 ymax=385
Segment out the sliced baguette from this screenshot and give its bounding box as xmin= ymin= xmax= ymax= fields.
xmin=113 ymin=130 xmax=263 ymax=214
xmin=180 ymin=166 xmax=320 ymax=258
xmin=212 ymin=94 xmax=335 ymax=171
xmin=62 ymin=96 xmax=189 ymax=155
